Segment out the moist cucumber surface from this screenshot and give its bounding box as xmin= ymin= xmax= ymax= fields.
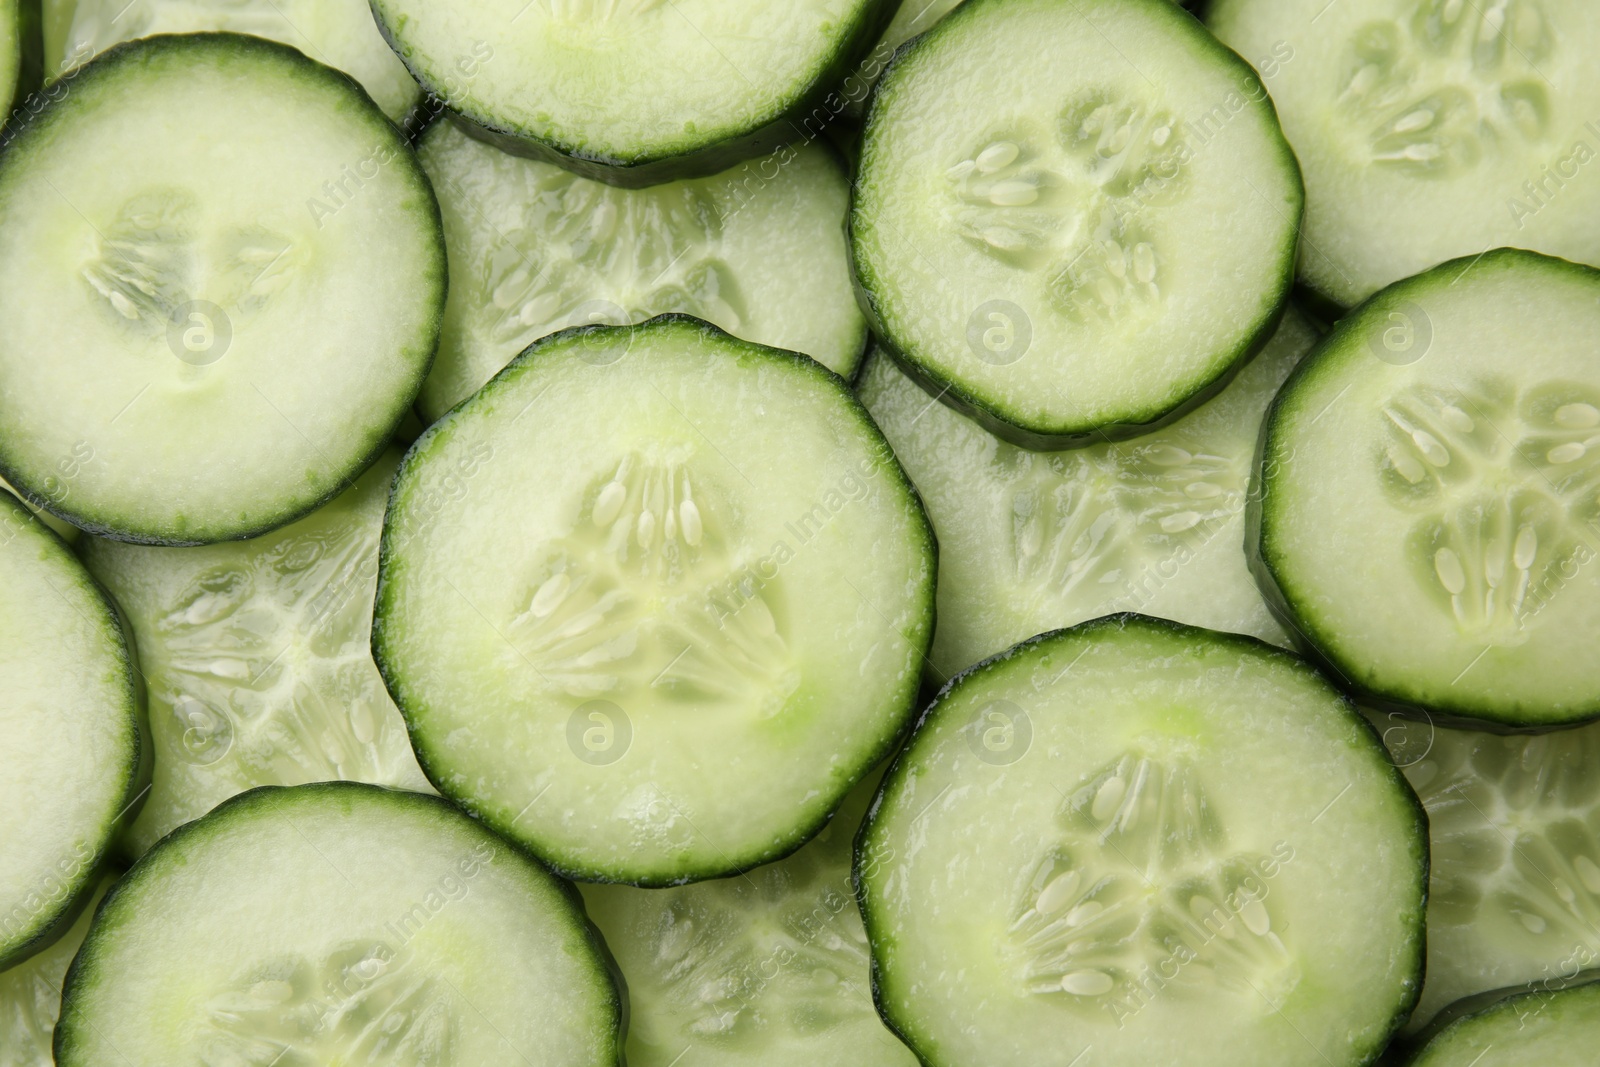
xmin=54 ymin=782 xmax=623 ymax=1066
xmin=415 ymin=121 xmax=867 ymax=422
xmin=1209 ymin=0 xmax=1600 ymax=310
xmin=851 ymin=0 xmax=1302 ymax=446
xmin=374 ymin=316 xmax=934 ymax=886
xmin=856 ymin=615 xmax=1426 ymax=1067
xmin=0 ymin=494 xmax=144 ymax=969
xmin=1404 ymin=979 xmax=1600 ymax=1066
xmin=81 ymin=449 xmax=431 ymax=859
xmin=579 ymin=772 xmax=916 ymax=1066
xmin=49 ymin=0 xmax=422 ymax=121
xmin=0 ymin=33 xmax=444 ymax=545
xmin=370 ymin=0 xmax=887 ymax=182
xmin=0 ymin=872 xmax=114 ymax=1067
xmin=858 ymin=306 xmax=1318 ymax=679
xmin=1256 ymin=250 xmax=1600 ymax=727
xmin=1376 ymin=713 xmax=1600 ymax=1030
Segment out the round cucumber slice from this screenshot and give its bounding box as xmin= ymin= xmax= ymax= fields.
xmin=0 ymin=871 xmax=114 ymax=1067
xmin=1376 ymin=712 xmax=1600 ymax=1030
xmin=1209 ymin=0 xmax=1600 ymax=310
xmin=1405 ymin=979 xmax=1600 ymax=1066
xmin=51 ymin=0 xmax=423 ymax=122
xmin=369 ymin=0 xmax=888 ymax=185
xmin=0 ymin=0 xmax=39 ymax=120
xmin=579 ymin=772 xmax=916 ymax=1066
xmin=858 ymin=305 xmax=1319 ymax=679
xmin=857 ymin=615 xmax=1426 ymax=1067
xmin=415 ymin=121 xmax=867 ymax=422
xmin=1257 ymin=250 xmax=1600 ymax=727
xmin=374 ymin=316 xmax=935 ymax=886
xmin=0 ymin=34 xmax=445 ymax=545
xmin=55 ymin=783 xmax=624 ymax=1066
xmin=81 ymin=449 xmax=431 ymax=859
xmin=0 ymin=494 xmax=145 ymax=970
xmin=851 ymin=0 xmax=1302 ymax=447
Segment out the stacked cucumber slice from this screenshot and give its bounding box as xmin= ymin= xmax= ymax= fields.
xmin=9 ymin=0 xmax=1600 ymax=1063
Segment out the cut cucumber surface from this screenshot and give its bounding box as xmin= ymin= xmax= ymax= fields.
xmin=81 ymin=449 xmax=431 ymax=859
xmin=856 ymin=615 xmax=1426 ymax=1067
xmin=1404 ymin=979 xmax=1600 ymax=1066
xmin=851 ymin=0 xmax=1302 ymax=446
xmin=579 ymin=771 xmax=917 ymax=1066
xmin=0 ymin=33 xmax=444 ymax=545
xmin=0 ymin=472 xmax=76 ymax=542
xmin=55 ymin=783 xmax=623 ymax=1066
xmin=1375 ymin=713 xmax=1600 ymax=1030
xmin=370 ymin=0 xmax=887 ymax=184
xmin=374 ymin=316 xmax=935 ymax=886
xmin=1209 ymin=0 xmax=1600 ymax=310
xmin=415 ymin=121 xmax=867 ymax=422
xmin=1256 ymin=250 xmax=1600 ymax=727
xmin=0 ymin=871 xmax=114 ymax=1067
xmin=49 ymin=0 xmax=422 ymax=122
xmin=0 ymin=495 xmax=144 ymax=970
xmin=858 ymin=306 xmax=1318 ymax=679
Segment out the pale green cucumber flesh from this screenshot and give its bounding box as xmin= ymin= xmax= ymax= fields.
xmin=416 ymin=121 xmax=866 ymax=422
xmin=0 ymin=872 xmax=115 ymax=1067
xmin=82 ymin=449 xmax=432 ymax=859
xmin=1258 ymin=250 xmax=1600 ymax=726
xmin=858 ymin=307 xmax=1318 ymax=679
xmin=852 ymin=0 xmax=1302 ymax=442
xmin=1208 ymin=0 xmax=1600 ymax=309
xmin=1405 ymin=979 xmax=1600 ymax=1066
xmin=0 ymin=34 xmax=444 ymax=545
xmin=54 ymin=783 xmax=623 ymax=1066
xmin=857 ymin=615 xmax=1426 ymax=1067
xmin=374 ymin=316 xmax=934 ymax=885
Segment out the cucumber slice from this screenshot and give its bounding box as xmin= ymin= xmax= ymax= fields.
xmin=0 ymin=0 xmax=40 ymax=120
xmin=0 ymin=871 xmax=114 ymax=1067
xmin=50 ymin=0 xmax=423 ymax=122
xmin=857 ymin=615 xmax=1426 ymax=1067
xmin=858 ymin=306 xmax=1319 ymax=679
xmin=0 ymin=473 xmax=76 ymax=542
xmin=1404 ymin=979 xmax=1600 ymax=1066
xmin=579 ymin=772 xmax=916 ymax=1066
xmin=1208 ymin=0 xmax=1600 ymax=310
xmin=80 ymin=449 xmax=431 ymax=859
xmin=374 ymin=316 xmax=935 ymax=886
xmin=851 ymin=0 xmax=1302 ymax=447
xmin=1375 ymin=712 xmax=1600 ymax=1030
xmin=0 ymin=34 xmax=445 ymax=545
xmin=54 ymin=783 xmax=624 ymax=1066
xmin=415 ymin=121 xmax=867 ymax=423
xmin=369 ymin=0 xmax=888 ymax=185
xmin=1256 ymin=250 xmax=1600 ymax=728
xmin=0 ymin=494 xmax=145 ymax=969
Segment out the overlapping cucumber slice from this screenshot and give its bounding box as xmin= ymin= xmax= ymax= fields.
xmin=1404 ymin=978 xmax=1600 ymax=1066
xmin=858 ymin=307 xmax=1318 ymax=679
xmin=415 ymin=121 xmax=866 ymax=422
xmin=82 ymin=449 xmax=430 ymax=858
xmin=0 ymin=872 xmax=114 ymax=1067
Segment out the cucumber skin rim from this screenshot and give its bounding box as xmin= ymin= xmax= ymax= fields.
xmin=369 ymin=0 xmax=897 ymax=189
xmin=848 ymin=0 xmax=1305 ymax=450
xmin=1394 ymin=975 xmax=1600 ymax=1066
xmin=0 ymin=492 xmax=150 ymax=972
xmin=852 ymin=612 xmax=1429 ymax=1067
xmin=0 ymin=32 xmax=448 ymax=547
xmin=1250 ymin=248 xmax=1600 ymax=732
xmin=52 ymin=780 xmax=629 ymax=1067
xmin=372 ymin=313 xmax=939 ymax=888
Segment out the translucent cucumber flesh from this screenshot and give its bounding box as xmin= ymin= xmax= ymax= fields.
xmin=858 ymin=308 xmax=1317 ymax=678
xmin=82 ymin=450 xmax=430 ymax=858
xmin=0 ymin=875 xmax=114 ymax=1067
xmin=1410 ymin=981 xmax=1600 ymax=1066
xmin=416 ymin=124 xmax=865 ymax=422
xmin=859 ymin=618 xmax=1425 ymax=1067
